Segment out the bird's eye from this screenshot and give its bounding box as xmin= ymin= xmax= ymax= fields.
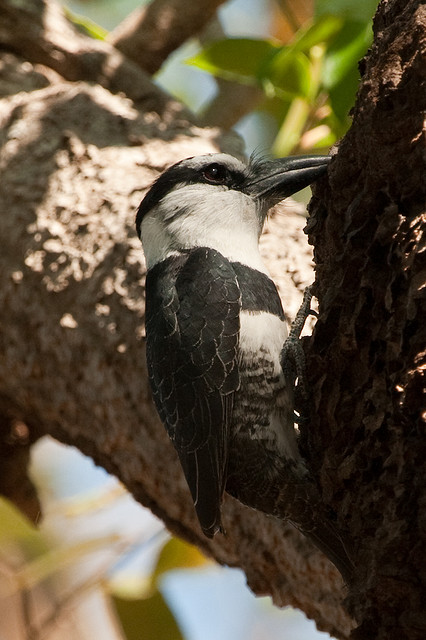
xmin=202 ymin=163 xmax=228 ymax=184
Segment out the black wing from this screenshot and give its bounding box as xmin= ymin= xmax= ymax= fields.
xmin=145 ymin=248 xmax=241 ymax=536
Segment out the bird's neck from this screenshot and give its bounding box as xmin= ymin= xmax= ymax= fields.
xmin=143 ymin=221 xmax=269 ymax=274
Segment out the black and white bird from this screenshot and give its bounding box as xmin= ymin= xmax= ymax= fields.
xmin=136 ymin=152 xmax=353 ymax=582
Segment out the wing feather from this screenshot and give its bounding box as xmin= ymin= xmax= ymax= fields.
xmin=145 ymin=248 xmax=241 ymax=536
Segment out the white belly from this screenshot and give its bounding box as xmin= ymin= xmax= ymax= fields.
xmin=236 ymin=310 xmax=303 ymax=464
xmin=239 ymin=311 xmax=288 ymax=371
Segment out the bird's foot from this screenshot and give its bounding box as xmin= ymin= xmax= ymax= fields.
xmin=281 ymin=285 xmax=316 ymax=421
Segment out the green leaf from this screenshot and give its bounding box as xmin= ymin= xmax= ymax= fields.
xmin=322 ymin=21 xmax=373 ymax=88
xmin=290 ymin=14 xmax=343 ymax=52
xmin=64 ymin=8 xmax=108 ymax=40
xmin=272 ymin=97 xmax=311 ymax=156
xmin=265 ymin=49 xmax=312 ymax=99
xmin=187 ymin=38 xmax=280 ymax=84
xmin=315 ymin=0 xmax=378 ymax=23
xmin=264 ymin=16 xmax=344 ymax=101
xmin=113 ymin=590 xmax=184 ymax=640
xmin=327 ymin=66 xmax=360 ymax=122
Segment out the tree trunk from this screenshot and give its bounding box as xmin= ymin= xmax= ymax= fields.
xmin=305 ymin=1 xmax=426 ymax=636
xmin=0 ymin=0 xmax=424 ymax=638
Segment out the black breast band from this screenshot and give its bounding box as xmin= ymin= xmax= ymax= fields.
xmin=146 ymin=252 xmax=285 ymax=320
xmin=231 ymin=262 xmax=284 ymax=319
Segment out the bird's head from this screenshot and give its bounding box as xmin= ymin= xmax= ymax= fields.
xmin=136 ymin=152 xmax=330 ymax=269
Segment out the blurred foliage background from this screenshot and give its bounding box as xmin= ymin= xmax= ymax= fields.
xmin=1 ymin=0 xmax=377 ymax=638
xmin=64 ymin=0 xmax=377 ymax=156
xmin=188 ymin=0 xmax=377 ymax=155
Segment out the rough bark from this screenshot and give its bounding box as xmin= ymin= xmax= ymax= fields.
xmin=0 ymin=0 xmax=424 ymax=638
xmin=0 ymin=73 xmax=349 ymax=635
xmin=305 ymin=0 xmax=426 ymax=637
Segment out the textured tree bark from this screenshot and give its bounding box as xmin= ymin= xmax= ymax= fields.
xmin=0 ymin=0 xmax=424 ymax=638
xmin=305 ymin=0 xmax=426 ymax=637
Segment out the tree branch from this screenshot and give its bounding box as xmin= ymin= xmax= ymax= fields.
xmin=0 ymin=0 xmax=184 ymax=114
xmin=305 ymin=0 xmax=426 ymax=636
xmin=109 ymin=0 xmax=228 ymax=75
xmin=197 ymin=17 xmax=264 ymax=130
xmin=0 ymin=0 xmax=424 ymax=637
xmin=0 ymin=76 xmax=352 ymax=636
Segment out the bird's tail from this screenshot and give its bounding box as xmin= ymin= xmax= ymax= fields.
xmin=298 ymin=520 xmax=354 ymax=584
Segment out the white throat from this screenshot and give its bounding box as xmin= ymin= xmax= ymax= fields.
xmin=140 ymin=183 xmax=269 ymax=273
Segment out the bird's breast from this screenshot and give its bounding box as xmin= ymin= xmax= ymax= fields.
xmin=233 ymin=310 xmax=303 ymax=464
xmin=238 ymin=310 xmax=288 ymax=367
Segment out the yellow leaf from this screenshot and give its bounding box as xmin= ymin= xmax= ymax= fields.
xmin=152 ymin=537 xmax=208 ymax=585
xmin=113 ymin=590 xmax=184 ymax=640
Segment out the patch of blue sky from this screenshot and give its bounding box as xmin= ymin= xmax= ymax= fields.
xmin=161 ymin=565 xmax=335 ymax=640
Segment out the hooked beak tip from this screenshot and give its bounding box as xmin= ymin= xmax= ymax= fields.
xmin=248 ymin=154 xmax=331 ymax=202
